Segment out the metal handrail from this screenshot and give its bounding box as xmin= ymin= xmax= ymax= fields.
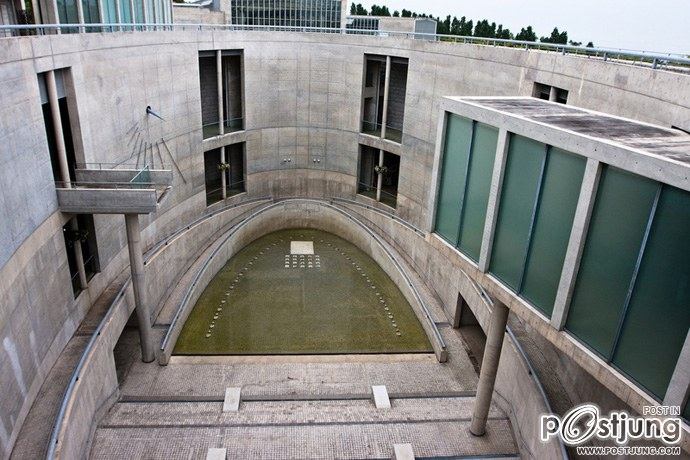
xmin=45 ymin=195 xmax=273 ymax=460
xmin=329 ymin=196 xmax=425 ymax=236
xmin=0 ymin=23 xmax=688 ymax=71
xmin=161 ymin=198 xmax=447 ymax=359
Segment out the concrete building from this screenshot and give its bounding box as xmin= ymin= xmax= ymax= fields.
xmin=174 ymin=0 xmax=346 ymax=29
xmin=346 ymin=15 xmax=437 ymax=36
xmin=0 ymin=18 xmax=689 ymax=460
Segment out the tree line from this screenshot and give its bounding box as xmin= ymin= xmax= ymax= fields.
xmin=349 ymin=3 xmax=594 ymax=47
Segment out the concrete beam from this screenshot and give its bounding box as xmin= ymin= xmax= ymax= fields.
xmin=551 ymin=159 xmax=601 ymax=329
xmin=56 ymin=188 xmax=159 ymax=214
xmin=478 ymin=129 xmax=509 ymax=273
xmin=393 ymin=444 xmax=415 ymax=460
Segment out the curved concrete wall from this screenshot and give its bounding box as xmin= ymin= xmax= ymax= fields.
xmin=1 ymin=29 xmax=689 ymax=457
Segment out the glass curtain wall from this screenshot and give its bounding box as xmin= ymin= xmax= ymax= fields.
xmin=566 ymin=167 xmax=690 ymax=400
xmin=230 ymin=0 xmax=342 ymax=29
xmin=488 ymin=136 xmax=585 ymax=317
xmin=434 ymin=115 xmax=498 ymax=262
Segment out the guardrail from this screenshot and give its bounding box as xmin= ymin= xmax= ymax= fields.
xmin=160 ymin=198 xmax=448 ymax=363
xmin=0 ymin=23 xmax=688 ymax=72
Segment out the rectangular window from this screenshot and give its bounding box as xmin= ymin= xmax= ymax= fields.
xmin=361 ymin=54 xmax=408 ymax=144
xmin=533 ymin=82 xmax=568 ymax=104
xmin=361 ymin=55 xmax=386 ymax=136
xmin=357 ymin=145 xmax=399 ymax=209
xmin=611 ymin=185 xmax=690 ymax=399
xmin=434 ymin=115 xmax=472 ymax=246
xmin=520 ymin=147 xmax=586 ymax=316
xmin=489 ymin=135 xmax=546 ymax=290
xmin=457 ymin=123 xmax=498 ymax=261
xmin=199 ymin=50 xmax=244 ymax=139
xmin=62 ymin=215 xmax=99 ymax=297
xmin=565 ymin=167 xmax=658 ymax=357
xmin=204 ymin=143 xmax=246 ymax=206
xmin=385 ymin=58 xmax=408 ymax=143
xmin=221 ymin=50 xmax=244 ymax=133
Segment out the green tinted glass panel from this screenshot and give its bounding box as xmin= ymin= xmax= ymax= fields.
xmin=612 ymin=186 xmax=690 ymax=399
xmin=434 ymin=115 xmax=472 ymax=246
xmin=133 ymin=0 xmax=144 ymax=22
xmin=565 ymin=167 xmax=658 ymax=357
xmin=119 ymin=0 xmax=132 ymax=22
xmin=56 ymin=0 xmax=79 ymax=24
xmin=489 ymin=135 xmax=546 ymax=290
xmin=521 ymin=148 xmax=586 ymax=316
xmin=100 ymin=0 xmax=116 ymax=23
xmin=457 ymin=123 xmax=498 ymax=262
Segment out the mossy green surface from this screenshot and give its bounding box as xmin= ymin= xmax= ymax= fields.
xmin=174 ymin=229 xmax=433 ymax=355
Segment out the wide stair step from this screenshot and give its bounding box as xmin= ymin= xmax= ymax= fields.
xmin=91 ymin=397 xmax=518 ymax=459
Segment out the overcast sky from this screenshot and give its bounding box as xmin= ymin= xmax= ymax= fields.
xmin=356 ymin=0 xmax=690 ymax=54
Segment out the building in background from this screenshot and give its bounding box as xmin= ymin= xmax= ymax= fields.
xmin=229 ymin=0 xmax=345 ymax=28
xmin=346 ymin=15 xmax=437 ymax=36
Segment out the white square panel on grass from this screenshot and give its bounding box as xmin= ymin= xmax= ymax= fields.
xmin=290 ymin=241 xmax=314 ymax=255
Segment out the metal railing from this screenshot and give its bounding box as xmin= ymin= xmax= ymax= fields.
xmin=0 ymin=23 xmax=688 ymax=72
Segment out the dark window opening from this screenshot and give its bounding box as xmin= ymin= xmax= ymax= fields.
xmin=454 ymin=294 xmax=486 ymax=374
xmin=533 ymin=82 xmax=568 ymax=104
xmin=199 ymin=50 xmax=244 ymax=139
xmin=204 ymin=143 xmax=246 ymax=206
xmin=357 ymin=145 xmax=399 ymax=209
xmin=361 ymin=55 xmax=408 ymax=144
xmin=62 ymin=214 xmax=99 ymax=297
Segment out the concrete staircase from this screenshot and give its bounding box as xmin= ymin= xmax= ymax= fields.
xmin=89 ymin=354 xmax=519 ymax=459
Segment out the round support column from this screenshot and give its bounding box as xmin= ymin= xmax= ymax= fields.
xmin=470 ymin=299 xmax=509 ymax=436
xmin=125 ymin=214 xmax=155 ymax=363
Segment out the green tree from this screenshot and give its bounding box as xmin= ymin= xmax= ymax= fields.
xmin=460 ymin=18 xmax=473 ymax=36
xmin=400 ymin=9 xmax=412 ymax=17
xmin=541 ymin=27 xmax=568 ymax=44
xmin=515 ymin=26 xmax=537 ymax=41
xmin=350 ymin=3 xmax=356 ymax=15
xmin=393 ymin=10 xmax=399 ymax=17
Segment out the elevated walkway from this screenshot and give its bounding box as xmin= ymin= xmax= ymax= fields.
xmin=56 ymin=166 xmax=172 ymax=214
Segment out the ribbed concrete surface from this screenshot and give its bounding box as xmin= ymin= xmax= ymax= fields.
xmin=100 ymin=397 xmax=506 ymax=427
xmin=119 ymin=358 xmax=477 ymax=400
xmin=91 ymin=405 xmax=517 ymax=459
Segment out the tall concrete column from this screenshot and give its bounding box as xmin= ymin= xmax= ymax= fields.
xmin=115 ymin=0 xmax=122 ymax=31
xmin=217 ymin=50 xmax=227 ymax=199
xmin=549 ymin=86 xmax=558 ymax=102
xmin=339 ymin=0 xmax=347 ymax=32
xmin=376 ymin=149 xmax=384 ymax=202
xmin=47 ymin=70 xmax=89 ymax=291
xmin=380 ymin=55 xmax=391 ymax=139
xmin=46 ymin=71 xmax=71 ymax=188
xmin=470 ymin=300 xmax=509 ymax=436
xmin=125 ymin=214 xmax=155 ymax=363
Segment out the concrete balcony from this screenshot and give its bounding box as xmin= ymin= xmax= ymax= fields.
xmin=56 ymin=168 xmax=173 ymax=214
